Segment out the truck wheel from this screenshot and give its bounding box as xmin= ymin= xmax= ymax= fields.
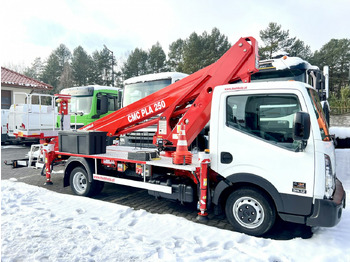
xmin=70 ymin=166 xmax=95 ymax=197
xmin=225 ymin=187 xmax=276 ymax=236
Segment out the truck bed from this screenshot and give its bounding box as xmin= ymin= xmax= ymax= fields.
xmin=59 ymin=145 xmax=200 ymax=171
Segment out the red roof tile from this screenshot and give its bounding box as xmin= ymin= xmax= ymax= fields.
xmin=1 ymin=67 xmax=53 ymax=90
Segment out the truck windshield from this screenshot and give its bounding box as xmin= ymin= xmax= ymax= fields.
xmin=251 ymin=69 xmax=306 ymax=83
xmin=69 ymin=96 xmax=93 ymax=114
xmin=123 ymin=79 xmax=171 ymax=106
xmin=307 ymin=89 xmax=330 ymax=141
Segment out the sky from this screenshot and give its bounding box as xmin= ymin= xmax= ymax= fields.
xmin=1 ymin=0 xmax=350 ymax=69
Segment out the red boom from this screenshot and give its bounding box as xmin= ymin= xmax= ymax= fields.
xmin=81 ymin=37 xmax=259 ymax=148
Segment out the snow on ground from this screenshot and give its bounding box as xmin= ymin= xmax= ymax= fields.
xmin=1 ymin=150 xmax=349 ymax=262
xmin=330 ymin=127 xmax=350 ymax=139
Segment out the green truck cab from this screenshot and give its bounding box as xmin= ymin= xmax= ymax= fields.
xmin=59 ymin=85 xmax=122 ymax=129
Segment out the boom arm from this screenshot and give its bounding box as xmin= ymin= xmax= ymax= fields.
xmin=81 ymin=37 xmax=259 ymax=148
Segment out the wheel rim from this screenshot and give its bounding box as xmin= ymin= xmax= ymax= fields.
xmin=72 ymin=171 xmax=87 ymax=194
xmin=232 ymin=196 xmax=264 ymax=229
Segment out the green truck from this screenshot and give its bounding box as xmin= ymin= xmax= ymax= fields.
xmin=59 ymin=85 xmax=122 ymax=129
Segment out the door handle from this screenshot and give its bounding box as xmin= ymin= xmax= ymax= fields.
xmin=221 ymin=152 xmax=233 ymax=164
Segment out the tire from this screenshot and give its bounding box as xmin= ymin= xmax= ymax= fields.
xmin=225 ymin=187 xmax=276 ymax=236
xmin=70 ymin=166 xmax=95 ymax=197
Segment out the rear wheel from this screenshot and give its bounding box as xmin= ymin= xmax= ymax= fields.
xmin=70 ymin=166 xmax=94 ymax=197
xmin=225 ymin=187 xmax=276 ymax=236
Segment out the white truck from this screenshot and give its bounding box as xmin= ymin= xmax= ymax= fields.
xmin=253 ymin=55 xmax=331 ymax=124
xmin=1 ymin=109 xmax=9 ymax=143
xmin=42 ymin=37 xmax=345 ymax=236
xmin=120 ymin=72 xmax=188 ymax=147
xmin=7 ymin=93 xmax=59 ymax=144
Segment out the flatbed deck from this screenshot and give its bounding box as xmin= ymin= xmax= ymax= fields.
xmin=58 ymin=145 xmax=200 ymax=172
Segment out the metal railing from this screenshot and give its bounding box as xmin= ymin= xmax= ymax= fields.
xmin=330 ymin=106 xmax=350 ymax=115
xmin=9 ymin=93 xmax=57 ymax=135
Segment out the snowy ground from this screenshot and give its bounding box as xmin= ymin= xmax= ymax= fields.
xmin=330 ymin=126 xmax=350 ymax=139
xmin=1 ymin=149 xmax=349 ymax=262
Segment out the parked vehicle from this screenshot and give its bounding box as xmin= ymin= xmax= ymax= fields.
xmin=7 ymin=93 xmax=59 ymax=144
xmin=59 ymin=85 xmax=122 ymax=129
xmin=1 ymin=109 xmax=9 ymax=143
xmin=120 ymin=56 xmax=332 ymax=150
xmin=120 ymin=72 xmax=188 ymax=147
xmin=254 ymin=55 xmax=331 ymax=124
xmin=38 ymin=37 xmax=347 ymax=236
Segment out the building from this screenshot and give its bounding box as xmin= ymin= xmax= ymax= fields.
xmin=1 ymin=67 xmax=53 ymax=109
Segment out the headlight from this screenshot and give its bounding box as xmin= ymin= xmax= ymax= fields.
xmin=324 ymin=154 xmax=335 ymax=199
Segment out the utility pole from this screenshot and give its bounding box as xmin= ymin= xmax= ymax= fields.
xmin=104 ymin=45 xmax=115 ymax=86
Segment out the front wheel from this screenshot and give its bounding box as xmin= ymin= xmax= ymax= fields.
xmin=225 ymin=187 xmax=276 ymax=236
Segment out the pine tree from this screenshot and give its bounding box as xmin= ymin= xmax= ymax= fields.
xmin=54 ymin=44 xmax=72 ymax=70
xmin=182 ymin=32 xmax=205 ymax=73
xmin=98 ymin=47 xmax=116 ymax=86
xmin=259 ymin=22 xmax=296 ymax=59
xmin=23 ymin=57 xmax=44 ymax=80
xmin=71 ymin=46 xmax=94 ymax=86
xmin=176 ymin=28 xmax=230 ymax=74
xmin=311 ymin=38 xmax=350 ymax=96
xmin=168 ymin=39 xmax=185 ymax=72
xmin=41 ymin=53 xmax=61 ymax=91
xmin=286 ymin=39 xmax=312 ymax=60
xmin=148 ymin=42 xmax=166 ymax=73
xmin=203 ymin=28 xmax=230 ymax=66
xmin=40 ymin=44 xmax=72 ymax=93
xmin=122 ymin=48 xmax=149 ymax=79
xmin=58 ymin=63 xmax=74 ymax=91
xmin=91 ymin=50 xmax=104 ymax=85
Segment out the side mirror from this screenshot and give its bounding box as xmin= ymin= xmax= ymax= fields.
xmin=293 ymin=112 xmax=310 ymax=151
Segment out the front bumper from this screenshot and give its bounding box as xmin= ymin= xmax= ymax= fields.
xmin=306 ymin=179 xmax=346 ymax=227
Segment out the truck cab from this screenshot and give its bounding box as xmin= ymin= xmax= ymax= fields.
xmin=210 ymin=81 xmax=344 ymax=234
xmin=252 ymin=56 xmax=330 ymax=123
xmin=120 ymin=72 xmax=188 ymax=147
xmin=59 ymin=85 xmax=121 ymax=129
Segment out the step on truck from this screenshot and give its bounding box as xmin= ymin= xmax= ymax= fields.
xmin=43 ymin=37 xmax=345 ymax=236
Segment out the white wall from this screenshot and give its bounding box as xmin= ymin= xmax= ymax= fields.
xmin=1 ymin=87 xmax=32 ymax=105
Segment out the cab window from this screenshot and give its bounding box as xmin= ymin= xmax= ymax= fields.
xmin=307 ymin=89 xmax=330 ymax=141
xmin=108 ymin=95 xmax=118 ymax=111
xmin=226 ymin=94 xmax=301 ymax=149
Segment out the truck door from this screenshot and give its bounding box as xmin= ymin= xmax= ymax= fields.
xmin=213 ymin=90 xmax=315 ymax=215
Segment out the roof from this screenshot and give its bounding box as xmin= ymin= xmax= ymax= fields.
xmin=1 ymin=67 xmax=54 ymax=90
xmin=60 ymin=85 xmax=121 ymax=95
xmin=259 ymin=56 xmax=319 ymax=71
xmin=124 ymin=72 xmax=189 ymax=85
